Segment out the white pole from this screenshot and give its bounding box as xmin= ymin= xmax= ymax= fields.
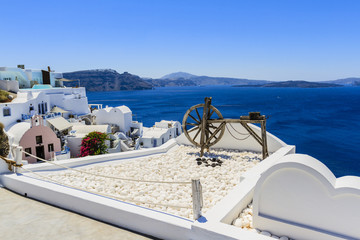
xmin=192 ymin=179 xmax=203 ymax=220
xmin=15 ymin=146 xmax=23 ymax=173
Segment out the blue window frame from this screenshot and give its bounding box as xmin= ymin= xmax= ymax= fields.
xmin=3 ymin=107 xmax=11 ymax=117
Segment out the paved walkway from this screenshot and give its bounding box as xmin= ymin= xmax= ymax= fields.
xmin=0 ymin=187 xmax=155 ymax=240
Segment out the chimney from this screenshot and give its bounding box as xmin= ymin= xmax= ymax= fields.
xmin=47 ymin=66 xmax=51 ymax=72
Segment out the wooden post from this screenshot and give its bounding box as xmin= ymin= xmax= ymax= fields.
xmin=261 ymin=120 xmax=269 ymax=160
xmin=200 ymin=97 xmax=211 ymax=156
xmin=192 ymin=179 xmax=203 ymax=220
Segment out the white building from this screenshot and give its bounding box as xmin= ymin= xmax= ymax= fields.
xmin=0 ymin=87 xmax=90 ymax=129
xmin=93 ymin=106 xmax=142 ymax=136
xmin=140 ymin=120 xmax=182 ymax=148
xmin=0 ymin=65 xmax=64 ymax=89
xmin=155 ymin=120 xmax=182 ymax=138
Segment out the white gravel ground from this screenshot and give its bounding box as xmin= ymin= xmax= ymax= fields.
xmin=47 ymin=145 xmax=261 ymax=219
xmin=232 ymin=201 xmax=293 ymax=240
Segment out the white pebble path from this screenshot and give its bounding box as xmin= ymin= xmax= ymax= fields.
xmin=47 ymin=145 xmax=261 ymax=219
xmin=232 ymin=201 xmax=293 ymax=239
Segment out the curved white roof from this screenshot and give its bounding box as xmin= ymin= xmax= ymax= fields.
xmin=142 ymin=127 xmax=168 ymax=138
xmin=116 ymin=106 xmax=131 ymax=114
xmin=95 ymin=105 xmax=131 ymax=114
xmin=6 ymin=122 xmax=31 ymax=145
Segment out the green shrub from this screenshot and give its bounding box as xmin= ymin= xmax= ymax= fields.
xmin=0 ymin=90 xmax=10 ymax=103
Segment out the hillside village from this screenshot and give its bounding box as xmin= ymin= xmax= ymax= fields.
xmin=0 ymin=65 xmax=182 ymax=164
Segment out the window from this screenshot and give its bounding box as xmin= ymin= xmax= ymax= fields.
xmin=48 ymin=144 xmax=54 ymax=152
xmin=36 ymin=135 xmax=43 ymax=144
xmin=3 ymin=107 xmax=11 ymax=117
xmin=24 ymin=148 xmax=32 ymax=157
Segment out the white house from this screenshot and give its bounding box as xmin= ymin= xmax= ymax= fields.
xmin=154 ymin=120 xmax=182 ymax=138
xmin=93 ymin=106 xmax=136 ymax=136
xmin=140 ymin=120 xmax=182 ymax=148
xmin=0 ymin=87 xmax=90 ymax=129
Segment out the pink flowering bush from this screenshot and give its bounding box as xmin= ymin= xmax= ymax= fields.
xmin=80 ymin=131 xmax=109 ymax=157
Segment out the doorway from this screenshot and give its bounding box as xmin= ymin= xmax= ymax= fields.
xmin=41 ymin=70 xmax=50 ymax=84
xmin=36 ymin=146 xmax=45 ymax=162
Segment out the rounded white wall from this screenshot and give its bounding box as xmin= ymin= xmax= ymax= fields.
xmin=253 ymin=154 xmax=360 ymax=240
xmin=176 ymin=122 xmax=286 ymax=153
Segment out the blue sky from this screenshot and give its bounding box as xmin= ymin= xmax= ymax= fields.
xmin=1 ymin=0 xmax=359 ymax=81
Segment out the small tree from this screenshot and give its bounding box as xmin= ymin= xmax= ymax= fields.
xmin=80 ymin=131 xmax=109 ymax=157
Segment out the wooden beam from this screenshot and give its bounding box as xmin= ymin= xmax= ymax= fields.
xmin=200 ymin=97 xmax=211 ymax=156
xmin=205 ymin=122 xmax=226 ymax=146
xmin=208 ymin=119 xmax=266 ymax=124
xmin=240 ymin=122 xmax=263 ymax=146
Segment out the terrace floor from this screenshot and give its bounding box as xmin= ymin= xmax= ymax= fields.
xmin=0 ymin=187 xmax=155 ymax=240
xmin=46 ymin=145 xmax=261 ymax=219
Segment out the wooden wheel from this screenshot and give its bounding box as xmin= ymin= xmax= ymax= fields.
xmin=182 ymin=103 xmax=225 ymax=147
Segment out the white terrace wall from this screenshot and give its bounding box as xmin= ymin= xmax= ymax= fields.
xmin=253 ymin=154 xmax=360 ymax=240
xmin=190 ymin=145 xmax=296 ymax=240
xmin=0 ymin=174 xmax=192 ymax=240
xmin=0 ymin=80 xmax=19 ymax=92
xmin=22 ymin=138 xmax=178 ymax=172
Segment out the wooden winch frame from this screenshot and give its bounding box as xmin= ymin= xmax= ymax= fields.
xmin=182 ymin=97 xmax=269 ymax=159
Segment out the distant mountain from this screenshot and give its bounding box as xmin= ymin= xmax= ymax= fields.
xmin=161 ymin=72 xmax=198 ymax=80
xmin=144 ymin=78 xmax=197 ymax=87
xmin=234 ymin=80 xmax=341 ymax=88
xmin=160 ymin=72 xmax=270 ymax=86
xmin=322 ymin=77 xmax=360 ymax=86
xmin=62 ymin=69 xmax=358 ymax=91
xmin=63 ymin=69 xmax=152 ymax=91
xmin=191 ymin=76 xmax=269 ymax=86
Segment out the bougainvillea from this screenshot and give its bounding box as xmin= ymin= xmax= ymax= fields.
xmin=80 ymin=131 xmax=109 ymax=157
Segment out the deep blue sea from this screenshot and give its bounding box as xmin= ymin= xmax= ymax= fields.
xmin=87 ymin=86 xmax=360 ymax=177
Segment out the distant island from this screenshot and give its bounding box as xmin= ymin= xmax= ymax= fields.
xmin=63 ymin=70 xmax=152 ymax=91
xmin=156 ymin=71 xmax=270 ymax=86
xmin=233 ymin=80 xmax=342 ymax=88
xmin=62 ymin=70 xmax=359 ymax=91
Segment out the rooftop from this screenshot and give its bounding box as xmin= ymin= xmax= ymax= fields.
xmin=46 ymin=145 xmax=261 ymax=219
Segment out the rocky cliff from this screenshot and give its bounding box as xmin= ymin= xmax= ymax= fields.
xmin=63 ymin=69 xmax=152 ymax=91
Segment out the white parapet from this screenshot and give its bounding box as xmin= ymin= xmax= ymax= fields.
xmin=252 ymin=154 xmax=360 ymax=240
